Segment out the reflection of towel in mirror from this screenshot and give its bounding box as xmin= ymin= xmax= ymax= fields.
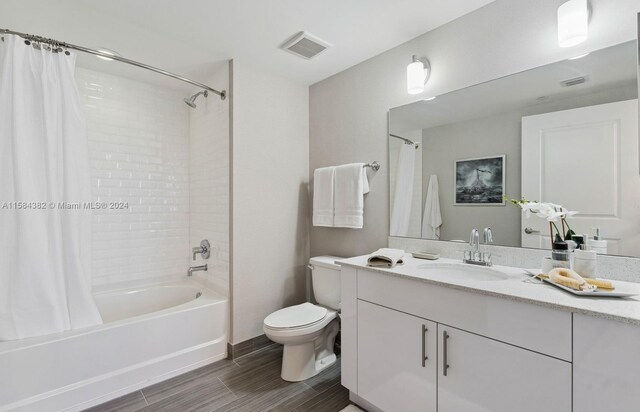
xmin=422 ymin=175 xmax=442 ymax=239
xmin=367 ymin=248 xmax=405 ymax=268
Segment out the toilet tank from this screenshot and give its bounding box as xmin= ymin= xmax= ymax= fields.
xmin=310 ymin=256 xmax=342 ymax=310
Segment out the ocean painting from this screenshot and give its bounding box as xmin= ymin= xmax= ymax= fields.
xmin=454 ymin=155 xmax=505 ymax=205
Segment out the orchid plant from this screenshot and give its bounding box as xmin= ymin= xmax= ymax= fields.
xmin=504 ymin=197 xmax=579 ymax=243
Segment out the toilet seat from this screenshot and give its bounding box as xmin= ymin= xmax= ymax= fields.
xmin=264 ymin=303 xmax=327 ymax=330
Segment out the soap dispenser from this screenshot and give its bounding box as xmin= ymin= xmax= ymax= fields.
xmin=587 ymin=228 xmax=608 ymax=255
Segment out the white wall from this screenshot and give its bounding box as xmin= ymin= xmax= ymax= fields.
xmin=77 ymin=68 xmax=190 ymax=286
xmin=309 ymin=0 xmax=640 ymax=257
xmin=231 ymin=60 xmax=310 ymax=343
xmin=189 ymin=65 xmax=231 ymax=295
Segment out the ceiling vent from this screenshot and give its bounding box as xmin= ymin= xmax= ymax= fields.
xmin=559 ymin=76 xmax=588 ymax=87
xmin=281 ymin=31 xmax=331 ymax=59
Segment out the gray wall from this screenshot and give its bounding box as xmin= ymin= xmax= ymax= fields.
xmin=309 ymin=0 xmax=640 ymax=258
xmin=420 ymin=85 xmax=636 ymax=248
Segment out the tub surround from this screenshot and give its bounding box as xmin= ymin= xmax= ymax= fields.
xmin=390 ymin=236 xmax=640 ymax=284
xmin=340 ymin=254 xmax=640 ymax=412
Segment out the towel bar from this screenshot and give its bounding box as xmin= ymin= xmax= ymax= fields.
xmin=364 ymin=161 xmax=380 ymax=172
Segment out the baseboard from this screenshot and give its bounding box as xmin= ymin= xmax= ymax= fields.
xmin=227 ymin=334 xmax=273 ymax=359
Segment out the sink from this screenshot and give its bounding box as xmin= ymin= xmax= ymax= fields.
xmin=416 ymin=263 xmax=509 ymax=282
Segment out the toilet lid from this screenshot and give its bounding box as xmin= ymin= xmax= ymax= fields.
xmin=264 ymin=303 xmax=327 ymax=329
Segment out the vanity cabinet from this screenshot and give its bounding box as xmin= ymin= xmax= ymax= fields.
xmin=357 ymin=300 xmax=437 ymax=412
xmin=437 ymin=325 xmax=571 ymax=412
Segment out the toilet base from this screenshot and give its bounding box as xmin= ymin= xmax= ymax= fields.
xmin=280 ymin=319 xmax=339 ymax=382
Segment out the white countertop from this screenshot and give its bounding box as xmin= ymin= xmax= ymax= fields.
xmin=339 ymin=254 xmax=640 ymax=325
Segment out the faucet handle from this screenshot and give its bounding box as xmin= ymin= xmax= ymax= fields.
xmin=469 ymin=228 xmax=479 ymax=246
xmin=192 ymin=239 xmax=211 ymax=261
xmin=483 ymin=227 xmax=493 ymax=244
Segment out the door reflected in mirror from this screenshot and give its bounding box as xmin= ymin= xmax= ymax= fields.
xmin=389 ymin=40 xmax=640 ymax=258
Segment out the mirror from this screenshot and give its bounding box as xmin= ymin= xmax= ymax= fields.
xmin=389 ymin=40 xmax=640 ymax=257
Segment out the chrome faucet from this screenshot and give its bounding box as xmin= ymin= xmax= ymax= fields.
xmin=192 ymin=239 xmax=211 ymax=261
xmin=463 ymin=227 xmax=493 ymax=266
xmin=188 ymin=264 xmax=207 ymax=276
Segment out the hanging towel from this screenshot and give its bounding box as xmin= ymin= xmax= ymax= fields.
xmin=367 ymin=248 xmax=405 ymax=268
xmin=422 ymin=174 xmax=442 ymax=239
xmin=334 ymin=163 xmax=370 ymax=228
xmin=313 ymin=166 xmax=336 ymax=227
xmin=390 ymin=144 xmax=416 ymax=236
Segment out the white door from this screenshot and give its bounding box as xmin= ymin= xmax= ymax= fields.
xmin=437 ymin=325 xmax=571 ymax=412
xmin=357 ymin=300 xmax=437 ymax=412
xmin=521 ymin=99 xmax=640 ymax=255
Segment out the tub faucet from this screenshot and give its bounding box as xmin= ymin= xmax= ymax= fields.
xmin=188 ymin=264 xmax=207 ymax=276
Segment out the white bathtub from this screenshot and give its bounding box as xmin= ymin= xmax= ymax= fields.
xmin=0 ymin=279 xmax=228 ymax=412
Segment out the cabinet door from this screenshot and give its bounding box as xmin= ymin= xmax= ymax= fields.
xmin=437 ymin=325 xmax=571 ymax=412
xmin=358 ymin=300 xmax=437 ymax=412
xmin=574 ymin=314 xmax=640 ymax=412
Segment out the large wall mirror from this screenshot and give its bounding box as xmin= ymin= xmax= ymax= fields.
xmin=389 ymin=40 xmax=640 ymax=258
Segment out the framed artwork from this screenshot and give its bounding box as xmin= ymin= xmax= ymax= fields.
xmin=454 ymin=155 xmax=505 ymax=205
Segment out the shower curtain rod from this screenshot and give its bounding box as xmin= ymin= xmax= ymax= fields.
xmin=390 ymin=133 xmax=419 ymax=148
xmin=1 ymin=28 xmax=226 ymax=100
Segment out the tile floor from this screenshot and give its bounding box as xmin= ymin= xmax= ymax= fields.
xmin=84 ymin=344 xmax=350 ymax=412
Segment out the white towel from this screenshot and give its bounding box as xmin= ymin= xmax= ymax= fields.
xmin=313 ymin=166 xmax=336 ymax=227
xmin=422 ymin=174 xmax=442 ymax=239
xmin=367 ymin=248 xmax=405 ymax=268
xmin=334 ymin=163 xmax=370 ymax=228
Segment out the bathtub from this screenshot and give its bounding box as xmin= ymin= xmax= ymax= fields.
xmin=0 ymin=279 xmax=228 ymax=412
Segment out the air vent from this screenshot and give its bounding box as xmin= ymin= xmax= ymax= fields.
xmin=559 ymin=76 xmax=588 ymax=87
xmin=281 ymin=31 xmax=331 ymax=60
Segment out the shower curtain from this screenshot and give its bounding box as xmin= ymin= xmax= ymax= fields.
xmin=0 ymin=35 xmax=102 ymax=340
xmin=390 ymin=143 xmax=416 ymax=237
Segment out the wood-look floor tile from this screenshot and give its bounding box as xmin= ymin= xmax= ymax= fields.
xmin=212 ymin=377 xmax=307 ymax=412
xmin=295 ymin=382 xmax=350 ymax=412
xmin=263 ymin=384 xmax=319 ymax=412
xmin=304 ymin=358 xmax=341 ymax=394
xmin=142 ymin=359 xmax=238 ymax=404
xmin=138 ymin=377 xmax=236 ymax=412
xmin=82 ymin=391 xmax=147 ymax=412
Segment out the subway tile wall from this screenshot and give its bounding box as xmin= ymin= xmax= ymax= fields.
xmin=76 ymin=68 xmax=191 ymax=287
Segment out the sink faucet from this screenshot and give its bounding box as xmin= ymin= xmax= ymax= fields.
xmin=188 ymin=264 xmax=208 ymax=276
xmin=464 ymin=228 xmax=492 ymax=267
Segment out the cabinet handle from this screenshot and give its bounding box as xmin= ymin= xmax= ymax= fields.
xmin=443 ymin=330 xmax=450 ymax=376
xmin=421 ymin=324 xmax=428 ymax=367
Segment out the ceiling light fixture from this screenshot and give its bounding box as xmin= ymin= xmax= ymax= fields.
xmin=557 ymin=0 xmax=589 ymax=48
xmin=407 ymin=55 xmax=431 ymax=95
xmin=95 ymin=48 xmax=120 ymax=61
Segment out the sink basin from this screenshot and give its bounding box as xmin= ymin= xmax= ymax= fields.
xmin=416 ymin=263 xmax=509 ymax=282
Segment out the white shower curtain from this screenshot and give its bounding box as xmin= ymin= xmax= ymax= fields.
xmin=0 ymin=35 xmax=102 ymax=340
xmin=390 ymin=144 xmax=416 ymax=237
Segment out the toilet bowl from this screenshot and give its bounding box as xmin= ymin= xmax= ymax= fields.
xmin=263 ymin=256 xmax=343 ymax=382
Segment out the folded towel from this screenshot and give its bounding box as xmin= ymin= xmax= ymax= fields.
xmin=334 ymin=163 xmax=370 ymax=228
xmin=367 ymin=248 xmax=405 ymax=268
xmin=422 ymin=174 xmax=442 ymax=239
xmin=313 ymin=166 xmax=336 ymax=227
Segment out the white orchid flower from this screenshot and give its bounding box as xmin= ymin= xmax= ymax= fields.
xmin=516 ymin=201 xmax=578 ymax=222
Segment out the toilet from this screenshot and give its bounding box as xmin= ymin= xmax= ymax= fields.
xmin=263 ymin=256 xmax=342 ymax=382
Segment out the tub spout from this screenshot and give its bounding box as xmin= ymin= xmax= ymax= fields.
xmin=188 ymin=264 xmax=208 ymax=276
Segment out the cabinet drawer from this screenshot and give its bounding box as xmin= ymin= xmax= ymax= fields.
xmin=357 ymin=269 xmax=572 ymax=361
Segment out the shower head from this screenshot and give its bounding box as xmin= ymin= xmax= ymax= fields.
xmin=184 ymin=90 xmax=208 ymax=108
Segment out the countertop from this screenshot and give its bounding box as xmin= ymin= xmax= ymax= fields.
xmin=338 ymin=254 xmax=640 ymax=325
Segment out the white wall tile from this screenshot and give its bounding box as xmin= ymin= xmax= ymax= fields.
xmin=76 ymin=68 xmax=190 ymax=287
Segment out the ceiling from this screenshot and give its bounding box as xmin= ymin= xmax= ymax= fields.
xmin=0 ymin=0 xmax=495 ymax=91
